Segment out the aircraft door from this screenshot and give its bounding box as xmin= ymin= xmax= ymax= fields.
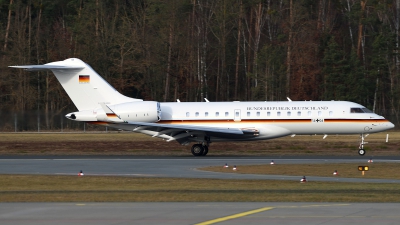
xmin=234 ymin=109 xmax=241 ymax=122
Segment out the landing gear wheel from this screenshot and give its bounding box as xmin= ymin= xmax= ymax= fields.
xmin=202 ymin=146 xmax=209 ymax=156
xmin=358 ymin=134 xmax=368 ymax=156
xmin=191 ymin=144 xmax=204 ymax=156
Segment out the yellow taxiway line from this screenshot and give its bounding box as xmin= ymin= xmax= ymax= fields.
xmin=195 ymin=207 xmax=274 ymax=225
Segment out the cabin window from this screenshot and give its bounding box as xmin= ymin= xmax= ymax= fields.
xmin=205 ymin=112 xmax=209 ymax=117
xmin=267 ymin=112 xmax=271 ymax=117
xmin=318 ymin=111 xmax=322 ymax=116
xmin=195 ymin=112 xmax=199 ymax=117
xmin=235 ymin=111 xmax=239 ymax=117
xmin=186 ymin=112 xmax=190 ymax=117
xmin=225 ymin=112 xmax=229 ymax=117
xmin=256 ymin=112 xmax=260 ymax=117
xmin=277 ymin=112 xmax=281 ymax=116
xmin=308 ymin=111 xmax=312 ymax=116
xmin=287 ymin=111 xmax=291 ymax=116
xmin=247 ymin=112 xmax=250 ymax=117
xmin=297 ymin=111 xmax=301 ymax=116
xmin=215 ymin=112 xmax=219 ymax=117
xmin=329 ymin=111 xmax=333 ymax=116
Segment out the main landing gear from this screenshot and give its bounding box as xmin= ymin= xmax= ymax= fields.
xmin=358 ymin=134 xmax=369 ymax=156
xmin=191 ymin=137 xmax=210 ymax=156
xmin=191 ymin=144 xmax=208 ymax=156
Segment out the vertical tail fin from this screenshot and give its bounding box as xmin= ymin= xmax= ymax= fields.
xmin=10 ymin=58 xmax=141 ymax=111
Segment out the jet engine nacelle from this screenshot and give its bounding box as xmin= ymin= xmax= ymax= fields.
xmin=96 ymin=101 xmax=161 ymax=123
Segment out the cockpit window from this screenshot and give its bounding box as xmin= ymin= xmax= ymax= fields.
xmin=350 ymin=108 xmax=373 ymax=113
xmin=362 ymin=108 xmax=373 ymax=113
xmin=350 ymin=108 xmax=364 ymax=113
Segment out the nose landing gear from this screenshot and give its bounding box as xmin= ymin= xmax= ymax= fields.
xmin=358 ymin=134 xmax=369 ymax=156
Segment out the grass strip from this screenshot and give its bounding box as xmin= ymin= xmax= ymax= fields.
xmin=1 ymin=175 xmax=400 ymax=202
xmin=201 ymin=163 xmax=400 ymax=179
xmin=0 ymin=132 xmax=399 ymax=155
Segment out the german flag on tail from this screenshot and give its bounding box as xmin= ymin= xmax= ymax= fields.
xmin=79 ymin=75 xmax=90 ymax=83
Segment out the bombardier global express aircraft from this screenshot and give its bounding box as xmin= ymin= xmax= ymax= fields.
xmin=10 ymin=58 xmax=394 ymax=156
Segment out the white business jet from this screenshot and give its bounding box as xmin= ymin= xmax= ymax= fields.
xmin=10 ymin=58 xmax=395 ymax=156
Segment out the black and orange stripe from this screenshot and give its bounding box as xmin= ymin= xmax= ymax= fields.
xmin=88 ymin=118 xmax=390 ymax=125
xmin=156 ymin=118 xmax=390 ymax=124
xmin=324 ymin=119 xmax=390 ymax=123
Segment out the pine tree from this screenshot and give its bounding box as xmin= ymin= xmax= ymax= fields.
xmin=322 ymin=36 xmax=347 ymax=100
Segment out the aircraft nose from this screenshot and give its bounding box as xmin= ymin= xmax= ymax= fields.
xmin=382 ymin=121 xmax=395 ymax=130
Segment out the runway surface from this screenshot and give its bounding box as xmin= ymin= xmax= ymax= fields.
xmin=1 ymin=156 xmax=400 ymax=225
xmin=1 ymin=202 xmax=400 ymax=225
xmin=0 ymin=156 xmax=400 ymax=183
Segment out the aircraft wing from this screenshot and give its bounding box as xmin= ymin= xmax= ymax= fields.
xmin=131 ymin=121 xmax=246 ymax=134
xmin=103 ymin=121 xmax=259 ymax=145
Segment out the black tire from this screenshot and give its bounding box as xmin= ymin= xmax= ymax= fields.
xmin=358 ymin=149 xmax=365 ymax=156
xmin=191 ymin=144 xmax=204 ymax=156
xmin=202 ymin=145 xmax=209 ymax=156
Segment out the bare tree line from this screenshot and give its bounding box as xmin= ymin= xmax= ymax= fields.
xmin=0 ymin=0 xmax=400 ymax=130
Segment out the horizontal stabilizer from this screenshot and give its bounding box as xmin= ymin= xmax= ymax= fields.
xmin=9 ymin=65 xmax=84 ymax=71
